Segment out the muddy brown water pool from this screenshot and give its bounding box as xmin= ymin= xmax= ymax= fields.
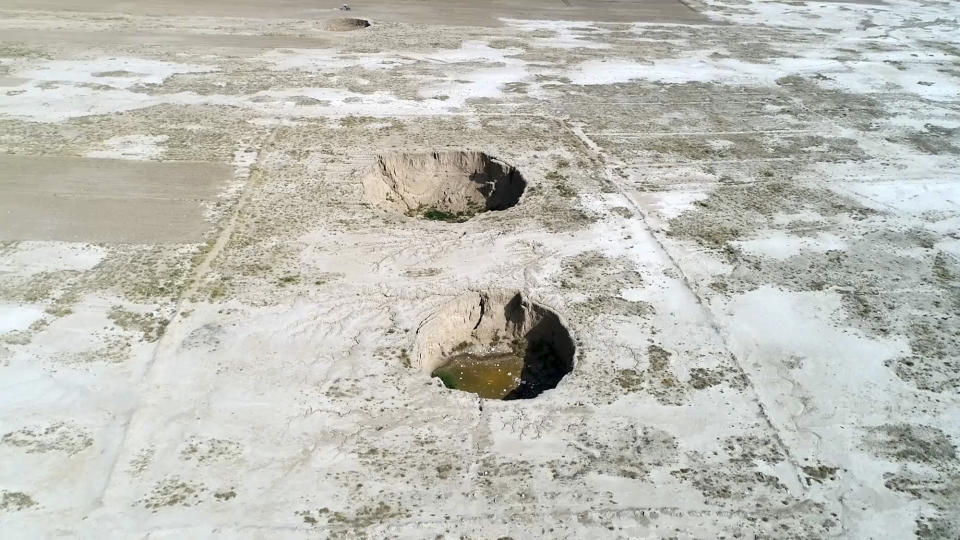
xmin=430 ymin=338 xmax=571 ymax=400
xmin=418 ymin=291 xmax=575 ymax=400
xmin=431 ymin=351 xmax=525 ymax=399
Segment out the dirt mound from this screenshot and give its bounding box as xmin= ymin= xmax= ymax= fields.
xmin=362 ymin=151 xmax=526 ymax=222
xmin=321 ymin=18 xmax=371 ymax=31
xmin=415 ymin=291 xmax=575 ymax=400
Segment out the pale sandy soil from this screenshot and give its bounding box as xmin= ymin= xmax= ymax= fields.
xmin=0 ymin=0 xmax=958 ymax=538
xmin=0 ymin=0 xmax=705 ymax=25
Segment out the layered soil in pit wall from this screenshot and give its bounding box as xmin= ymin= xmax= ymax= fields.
xmin=362 ymin=151 xmax=526 ymax=222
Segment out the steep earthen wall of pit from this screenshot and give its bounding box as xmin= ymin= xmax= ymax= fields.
xmin=361 ymin=151 xmax=526 ymax=218
xmin=414 ymin=290 xmax=575 ymax=377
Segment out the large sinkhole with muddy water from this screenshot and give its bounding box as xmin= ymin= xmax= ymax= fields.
xmin=362 ymin=151 xmax=526 ymax=222
xmin=415 ymin=291 xmax=575 ymax=400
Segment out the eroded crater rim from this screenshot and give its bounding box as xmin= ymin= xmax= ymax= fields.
xmin=361 ymin=150 xmax=527 ymax=222
xmin=414 ymin=290 xmax=574 ymax=400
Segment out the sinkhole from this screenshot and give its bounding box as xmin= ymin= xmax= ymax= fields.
xmin=321 ymin=18 xmax=371 ymax=31
xmin=414 ymin=291 xmax=575 ymax=400
xmin=361 ymin=151 xmax=526 ymax=222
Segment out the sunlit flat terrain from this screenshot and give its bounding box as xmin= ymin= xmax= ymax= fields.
xmin=1 ymin=0 xmax=958 ymax=537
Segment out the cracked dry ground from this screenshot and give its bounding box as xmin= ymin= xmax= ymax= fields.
xmin=1 ymin=0 xmax=959 ymax=538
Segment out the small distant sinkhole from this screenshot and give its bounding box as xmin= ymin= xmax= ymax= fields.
xmin=361 ymin=151 xmax=526 ymax=222
xmin=321 ymin=18 xmax=371 ymax=31
xmin=415 ymin=291 xmax=574 ymax=400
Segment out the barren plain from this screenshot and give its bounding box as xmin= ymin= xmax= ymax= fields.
xmin=0 ymin=0 xmax=959 ymax=538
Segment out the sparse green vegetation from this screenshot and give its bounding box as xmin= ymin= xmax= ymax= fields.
xmin=932 ymin=252 xmax=955 ymax=283
xmin=0 ymin=490 xmax=36 ymax=512
xmin=213 ymin=489 xmax=236 ymax=501
xmin=140 ymin=477 xmax=204 ymax=510
xmin=421 ymin=208 xmax=474 ymax=223
xmin=277 ymin=274 xmax=300 ymax=286
xmin=556 ymin=182 xmax=576 ymax=198
xmin=615 ymin=368 xmax=642 ymax=392
xmin=546 ymin=170 xmax=575 ymax=197
xmin=108 ymin=306 xmax=169 ymax=342
xmin=208 ymin=284 xmax=225 ymax=299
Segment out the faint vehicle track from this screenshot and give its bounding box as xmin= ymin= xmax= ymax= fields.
xmin=558 ymin=116 xmax=810 ymax=492
xmin=91 ymin=126 xmax=279 ymax=507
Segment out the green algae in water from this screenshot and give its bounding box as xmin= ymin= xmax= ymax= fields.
xmin=431 ymin=352 xmax=525 ymax=400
